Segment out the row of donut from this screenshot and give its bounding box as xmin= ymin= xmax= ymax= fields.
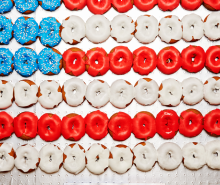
xmin=1 ymin=140 xmax=220 ymax=174
xmin=1 ymin=12 xmax=220 ymax=47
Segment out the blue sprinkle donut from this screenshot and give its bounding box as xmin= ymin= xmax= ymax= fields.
xmin=0 ymin=48 xmax=14 ymax=76
xmin=14 ymin=47 xmax=38 ymax=77
xmin=38 ymin=48 xmax=63 ymax=75
xmin=39 ymin=0 xmax=62 ymax=11
xmin=0 ymin=16 xmax=13 ymax=45
xmin=14 ymin=0 xmax=38 ymax=14
xmin=13 ymin=17 xmax=39 ymax=45
xmin=0 ymin=0 xmax=14 ymax=14
xmin=39 ymin=17 xmax=61 ymax=48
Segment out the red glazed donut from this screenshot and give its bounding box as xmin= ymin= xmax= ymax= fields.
xmin=87 ymin=0 xmax=111 ymax=14
xmin=14 ymin=112 xmax=38 ymax=140
xmin=63 ymin=48 xmax=86 ymax=76
xmin=38 ymin=113 xmax=61 ymax=142
xmin=204 ymin=109 xmax=220 ymax=136
xmin=132 ymin=111 xmax=156 ymax=140
xmin=156 ymin=110 xmax=179 ymax=139
xmin=157 ymin=46 xmax=182 ymax=74
xmin=204 ymin=0 xmax=220 ymax=10
xmin=63 ymin=0 xmax=86 ymax=10
xmin=85 ymin=110 xmax=108 ymax=140
xmin=108 ymin=112 xmax=132 ymax=141
xmin=61 ymin=113 xmax=85 ymax=141
xmin=85 ymin=47 xmax=109 ymax=77
xmin=179 ymin=109 xmax=203 ymax=137
xmin=111 ymin=0 xmax=133 ymax=12
xmin=109 ymin=46 xmax=133 ymax=75
xmin=205 ymin=45 xmax=220 ymax=74
xmin=180 ymin=0 xmax=202 ymax=10
xmin=133 ymin=46 xmax=157 ymax=75
xmin=158 ymin=0 xmax=180 ymax=11
xmin=134 ymin=0 xmax=157 ymax=11
xmin=0 ymin=112 xmax=13 ymax=140
xmin=181 ymin=45 xmax=205 ymax=73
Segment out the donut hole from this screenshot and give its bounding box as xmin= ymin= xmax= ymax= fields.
xmin=96 ymin=90 xmax=101 ymax=96
xmin=24 ymin=156 xmax=28 ymax=162
xmin=0 ymin=155 xmax=5 ymax=160
xmin=118 ymin=125 xmax=121 ymax=129
xmin=145 ymin=26 xmax=148 ymax=30
xmin=48 ymin=92 xmax=51 ymax=97
xmin=1 ymin=124 xmax=4 ymax=129
xmin=189 ymin=120 xmax=192 ymax=125
xmin=215 ymin=23 xmax=219 ymax=29
xmin=73 ymin=58 xmax=77 ymax=65
xmin=166 ymin=58 xmax=172 ymax=63
xmin=72 ymin=89 xmax=77 ymax=95
xmin=216 ymin=120 xmax=219 ymax=124
xmin=95 ymin=155 xmax=99 ymax=162
xmin=49 ymin=155 xmax=52 ymax=162
xmin=213 ymin=87 xmax=219 ymax=93
xmin=118 ymin=57 xmax=123 ymax=62
xmin=169 ymin=91 xmax=173 ymax=95
xmin=192 ymin=154 xmax=195 ymax=158
xmin=143 ymin=124 xmax=145 ymax=127
xmin=142 ymin=153 xmax=146 ymax=159
xmin=119 ymin=90 xmax=124 ymax=96
xmin=95 ymin=26 xmax=99 ymax=32
xmin=215 ymin=57 xmax=219 ymax=61
xmin=190 ymin=25 xmax=194 ymax=30
xmin=95 ymin=60 xmax=99 ymax=64
xmin=71 ymin=27 xmax=75 ymax=33
xmin=23 ymin=60 xmax=28 ymax=64
xmin=191 ymin=56 xmax=195 ymax=62
xmin=0 ymin=90 xmax=3 ymax=97
xmin=213 ymin=152 xmax=218 ymax=157
xmin=72 ymin=156 xmax=76 ymax=160
xmin=144 ymin=88 xmax=148 ymax=94
xmin=24 ymin=89 xmax=27 ymax=96
xmin=120 ymin=157 xmax=123 ymax=161
xmin=72 ymin=124 xmax=74 ymax=129
xmin=47 ymin=126 xmax=51 ymax=130
xmin=49 ymin=28 xmax=54 ymax=36
xmin=168 ymin=152 xmax=172 ymax=158
xmin=168 ymin=26 xmax=172 ymax=31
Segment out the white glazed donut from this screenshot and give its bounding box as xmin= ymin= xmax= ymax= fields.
xmin=0 ymin=143 xmax=15 ymax=172
xmin=159 ymin=15 xmax=182 ymax=44
xmin=62 ymin=78 xmax=86 ymax=107
xmin=182 ymin=142 xmax=206 ymax=170
xmin=205 ymin=140 xmax=220 ymax=170
xmin=157 ymin=142 xmax=182 ymax=171
xmin=39 ymin=144 xmax=63 ymax=174
xmin=204 ymin=77 xmax=220 ymax=105
xmin=182 ymin=77 xmax=203 ymax=105
xmin=86 ymin=15 xmax=110 ymax=44
xmin=85 ymin=80 xmax=110 ymax=108
xmin=135 ymin=15 xmax=158 ymax=44
xmin=109 ymin=145 xmax=133 ymax=174
xmin=134 ymin=78 xmax=158 ymax=106
xmin=61 ymin=15 xmax=86 ymax=44
xmin=86 ymin=143 xmax=110 ymax=175
xmin=158 ymin=78 xmax=182 ymax=106
xmin=133 ymin=142 xmax=157 ymax=172
xmin=0 ymin=80 xmax=13 ymax=109
xmin=182 ymin=14 xmax=204 ymax=42
xmin=15 ymin=144 xmax=39 ymax=173
xmin=38 ymin=80 xmax=62 ymax=109
xmin=110 ymin=79 xmax=134 ymax=109
xmin=14 ymin=80 xmax=38 ymax=108
xmin=204 ymin=12 xmax=220 ymax=41
xmin=111 ymin=14 xmax=135 ymax=43
xmin=63 ymin=144 xmax=86 ymax=174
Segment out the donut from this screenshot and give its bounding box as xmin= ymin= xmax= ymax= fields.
xmin=39 ymin=17 xmax=61 ymax=47
xmin=156 ymin=110 xmax=179 ymax=139
xmin=110 ymin=14 xmax=135 ymax=43
xmin=182 ymin=142 xmax=206 ymax=170
xmin=63 ymin=144 xmax=85 ymax=174
xmin=158 ymin=78 xmax=182 ymax=107
xmin=205 ymin=45 xmax=220 ymax=73
xmin=182 ymin=77 xmax=203 ymax=105
xmin=180 ymin=0 xmax=202 ymax=10
xmin=14 ymin=0 xmax=38 ymax=13
xmin=39 ymin=0 xmax=62 ymax=11
xmin=132 ymin=112 xmax=156 ymax=140
xmin=182 ymin=14 xmax=204 ymax=42
xmin=110 ymin=79 xmax=134 ymax=109
xmin=15 ymin=144 xmax=39 ymax=173
xmin=13 ymin=17 xmax=39 ymax=45
xmin=0 ymin=112 xmax=13 ymax=140
xmin=204 ymin=0 xmax=220 ymax=10
xmin=133 ymin=142 xmax=157 ymax=172
xmin=134 ymin=78 xmax=158 ymax=106
xmin=85 ymin=48 xmax=109 ymax=76
xmin=158 ymin=0 xmax=179 ymax=11
xmin=0 ymin=143 xmax=15 ymax=172
xmin=38 ymin=80 xmax=62 ymax=109
xmin=14 ymin=112 xmax=38 ymax=140
xmin=63 ymin=48 xmax=86 ymax=76
xmin=63 ymin=0 xmax=86 ymax=10
xmin=204 ymin=77 xmax=220 ymax=105
xmin=204 ymin=109 xmax=220 ymax=136
xmin=60 ymin=15 xmax=85 ymax=45
xmin=85 ymin=110 xmax=108 ymax=140
xmin=0 ymin=80 xmax=13 ymax=110
xmin=158 ymin=15 xmax=182 ymax=44
xmin=134 ymin=0 xmax=157 ymax=11
xmin=62 ymin=78 xmax=86 ymax=107
xmin=133 ymin=46 xmax=157 ymax=75
xmin=86 ymin=143 xmax=110 ymax=175
xmin=61 ymin=113 xmax=85 ymax=141
xmin=111 ymin=0 xmax=133 ymax=12
xmin=85 ymin=80 xmax=110 ymax=108
xmin=39 ymin=144 xmax=63 ymax=174
xmin=0 ymin=0 xmax=14 ymax=13
xmin=38 ymin=48 xmax=63 ymax=75
xmin=157 ymin=142 xmax=182 ymax=171
xmin=205 ymin=140 xmax=220 ymax=169
xmin=14 ymin=47 xmax=38 ymax=77
xmin=109 ymin=145 xmax=133 ymax=174
xmin=181 ymin=45 xmax=205 ymax=73
xmin=0 ymin=48 xmax=13 ymax=76
xmin=109 ymin=46 xmax=133 ymax=75
xmin=108 ymin=112 xmax=132 ymax=141
xmin=134 ymin=15 xmax=158 ymax=44
xmin=87 ymin=0 xmax=111 ymax=14
xmin=0 ymin=16 xmax=13 ymax=45
xmin=204 ymin=13 xmax=220 ymax=41
xmin=157 ymin=47 xmax=182 ymax=74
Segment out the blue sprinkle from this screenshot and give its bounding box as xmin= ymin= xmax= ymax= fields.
xmin=0 ymin=48 xmax=13 ymax=76
xmin=0 ymin=0 xmax=13 ymax=14
xmin=14 ymin=0 xmax=38 ymax=14
xmin=39 ymin=0 xmax=61 ymax=11
xmin=0 ymin=16 xmax=13 ymax=45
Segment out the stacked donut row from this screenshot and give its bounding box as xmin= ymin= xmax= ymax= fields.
xmin=1 ymin=140 xmax=220 ymax=174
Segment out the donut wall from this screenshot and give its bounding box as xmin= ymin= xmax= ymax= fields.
xmin=1 ymin=0 xmax=220 ymax=184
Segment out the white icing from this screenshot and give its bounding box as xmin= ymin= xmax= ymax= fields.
xmin=0 ymin=80 xmax=13 ymax=109
xmin=0 ymin=143 xmax=14 ymax=172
